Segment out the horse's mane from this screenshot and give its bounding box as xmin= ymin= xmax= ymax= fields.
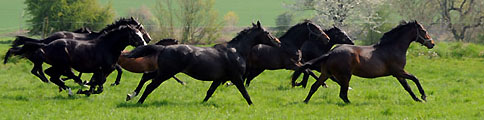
xmin=280 ymin=20 xmax=322 ymax=39
xmin=97 ymin=25 xmax=134 ymax=40
xmin=228 ymin=26 xmax=260 ymax=44
xmin=376 ymin=21 xmax=417 ymax=46
xmin=99 ymin=18 xmax=138 ymax=33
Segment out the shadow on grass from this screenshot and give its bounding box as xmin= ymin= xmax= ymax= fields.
xmin=48 ymin=94 xmax=85 ymax=100
xmin=116 ymin=100 xmax=170 ymax=108
xmin=0 ymin=95 xmax=30 ymax=101
xmin=116 ymin=100 xmax=221 ymax=108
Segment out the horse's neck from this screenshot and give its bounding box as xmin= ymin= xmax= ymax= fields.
xmin=375 ymin=32 xmax=415 ymax=56
xmin=96 ymin=33 xmax=130 ymax=55
xmin=227 ymin=38 xmax=253 ymax=59
xmin=280 ymin=30 xmax=307 ymax=49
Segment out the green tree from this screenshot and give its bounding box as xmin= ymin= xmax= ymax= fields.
xmin=24 ymin=0 xmax=115 ymax=36
xmin=275 ymin=12 xmax=295 ymax=37
xmin=154 ymin=0 xmax=223 ymax=44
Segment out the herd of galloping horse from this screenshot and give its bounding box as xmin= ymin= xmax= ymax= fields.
xmin=4 ymin=17 xmax=435 ymax=105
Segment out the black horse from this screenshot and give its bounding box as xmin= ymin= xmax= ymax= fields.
xmin=4 ymin=17 xmax=151 ymax=84
xmin=123 ymin=21 xmax=280 ymax=105
xmin=293 ymin=21 xmax=435 ymax=103
xmin=294 ymin=26 xmax=354 ymax=88
xmin=15 ymin=25 xmax=147 ymax=95
xmin=243 ymin=20 xmax=330 ymax=87
xmin=11 ymin=17 xmax=151 ymax=47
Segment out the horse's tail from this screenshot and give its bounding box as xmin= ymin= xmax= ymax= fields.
xmin=4 ymin=42 xmax=46 ymax=64
xmin=292 ymin=54 xmax=330 ymax=83
xmin=122 ymin=45 xmax=163 ymax=58
xmin=4 ymin=48 xmax=13 ymax=64
xmin=12 ymin=36 xmax=41 ymax=47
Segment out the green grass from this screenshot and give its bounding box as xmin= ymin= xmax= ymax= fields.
xmin=0 ymin=0 xmax=291 ymax=33
xmin=1 ymin=38 xmax=484 ymax=119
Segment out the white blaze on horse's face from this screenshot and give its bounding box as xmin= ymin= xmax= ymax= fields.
xmin=135 ymin=30 xmax=147 ymax=45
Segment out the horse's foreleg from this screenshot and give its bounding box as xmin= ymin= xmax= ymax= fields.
xmin=64 ymin=70 xmax=85 ymax=87
xmin=203 ymin=80 xmax=222 ymax=102
xmin=232 ymin=77 xmax=253 ymax=105
xmin=111 ymin=64 xmax=122 ymax=86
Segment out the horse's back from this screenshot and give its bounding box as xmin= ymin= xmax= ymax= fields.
xmin=160 ymin=45 xmax=228 ymax=80
xmin=328 ymin=45 xmax=391 ymax=77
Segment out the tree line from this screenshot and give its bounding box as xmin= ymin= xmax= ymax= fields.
xmin=24 ymin=0 xmax=484 ymax=44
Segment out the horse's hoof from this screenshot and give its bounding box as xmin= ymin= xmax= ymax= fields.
xmin=110 ymin=83 xmax=119 ymax=86
xmin=58 ymin=87 xmax=64 ymax=92
xmin=421 ymin=96 xmax=427 ymax=101
xmin=225 ymin=82 xmax=234 ymax=86
xmin=126 ymin=94 xmax=133 ymax=101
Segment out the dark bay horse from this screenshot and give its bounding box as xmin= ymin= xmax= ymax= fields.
xmin=292 ymin=21 xmax=435 ymax=103
xmin=18 ymin=25 xmax=147 ymax=95
xmin=4 ymin=18 xmax=151 ymax=84
xmin=294 ymin=26 xmax=354 ymax=88
xmin=116 ymin=38 xmax=185 ymax=86
xmin=123 ymin=21 xmax=281 ymax=105
xmin=243 ymin=20 xmax=330 ymax=87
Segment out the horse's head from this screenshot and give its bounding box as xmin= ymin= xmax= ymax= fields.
xmin=124 ymin=25 xmax=147 ymax=47
xmin=250 ymin=21 xmax=281 ymax=47
xmin=131 ymin=17 xmax=153 ymax=44
xmin=305 ymin=21 xmax=330 ymax=45
xmin=413 ymin=21 xmax=434 ymax=49
xmin=325 ymin=26 xmax=354 ymax=45
xmin=155 ymin=38 xmax=179 ymax=46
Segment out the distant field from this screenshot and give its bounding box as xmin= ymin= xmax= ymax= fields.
xmin=0 ymin=0 xmax=292 ymax=33
xmin=1 ymin=37 xmax=483 ymax=119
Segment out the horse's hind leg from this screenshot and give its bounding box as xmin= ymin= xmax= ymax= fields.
xmin=245 ymin=69 xmax=264 ymax=87
xmin=31 ymin=63 xmax=49 ymax=83
xmin=232 ymin=77 xmax=253 ymax=105
xmin=126 ymin=72 xmax=156 ymax=101
xmin=45 ymin=67 xmax=72 ymax=96
xmin=333 ymin=74 xmax=351 ymax=103
xmin=304 ymin=75 xmax=329 ymax=103
xmin=137 ymin=73 xmax=171 ymax=104
xmin=63 ymin=69 xmax=85 ymax=86
xmin=203 ymin=80 xmax=222 ymax=102
xmin=395 ymin=77 xmax=421 ymax=102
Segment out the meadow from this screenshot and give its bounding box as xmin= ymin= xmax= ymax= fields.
xmin=1 ymin=35 xmax=483 ymax=119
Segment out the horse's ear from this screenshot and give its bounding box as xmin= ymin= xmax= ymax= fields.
xmin=256 ymin=21 xmax=261 ymax=28
xmin=252 ymin=22 xmax=256 ymax=27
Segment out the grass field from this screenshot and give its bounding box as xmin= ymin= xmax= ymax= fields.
xmin=0 ymin=0 xmax=291 ymax=32
xmin=1 ymin=36 xmax=483 ymax=119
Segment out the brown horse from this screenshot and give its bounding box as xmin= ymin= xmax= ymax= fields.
xmin=292 ymin=21 xmax=435 ymax=103
xmin=116 ymin=38 xmax=185 ymax=86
